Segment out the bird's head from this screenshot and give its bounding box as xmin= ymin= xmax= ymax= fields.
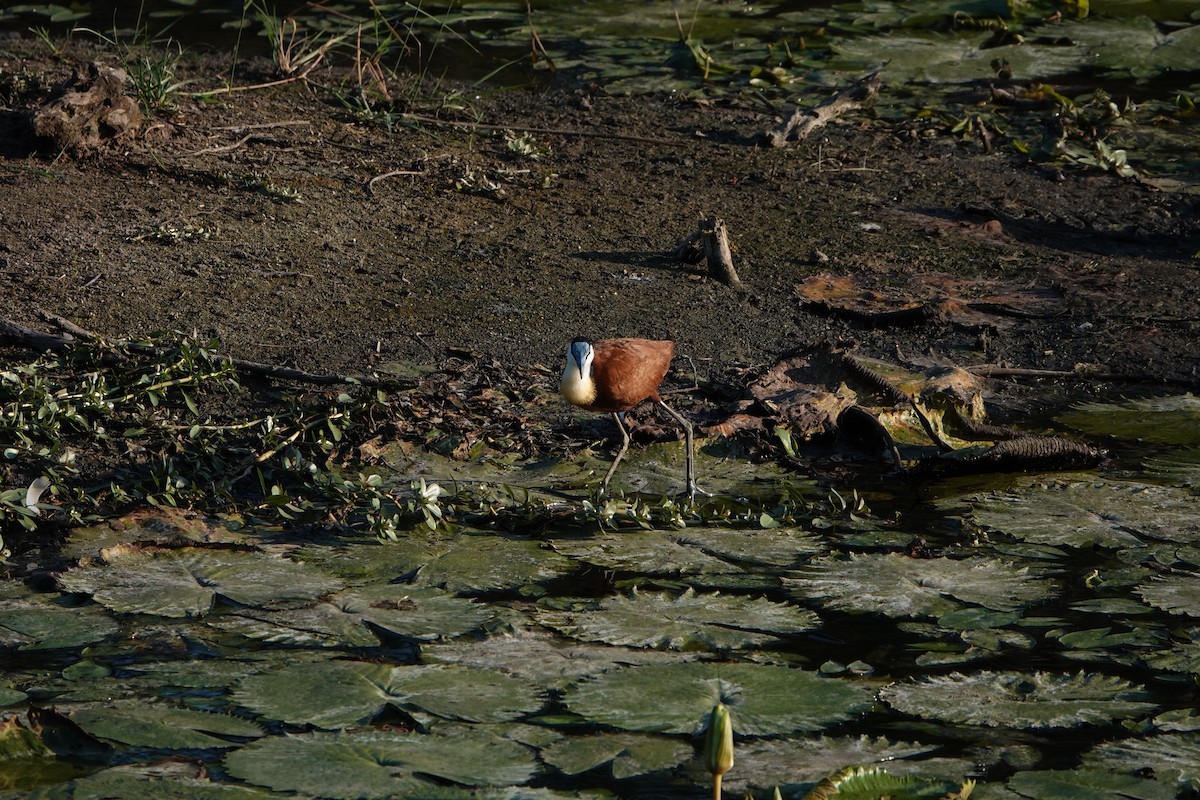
xmin=566 ymin=338 xmax=594 ymax=381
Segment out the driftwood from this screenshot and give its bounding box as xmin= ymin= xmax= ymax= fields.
xmin=32 ymin=62 xmax=143 ymax=153
xmin=673 ymin=217 xmax=741 ymax=286
xmin=763 ymin=72 xmax=883 ymax=147
xmin=0 ymin=315 xmax=395 ymax=388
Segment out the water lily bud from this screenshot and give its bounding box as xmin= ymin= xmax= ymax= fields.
xmin=705 ymin=702 xmax=734 ymax=777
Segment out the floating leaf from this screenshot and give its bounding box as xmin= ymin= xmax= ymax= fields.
xmin=674 ymin=527 xmax=825 ymax=568
xmin=549 ymin=530 xmax=734 ymax=575
xmin=960 ymin=479 xmax=1200 ymax=548
xmin=233 ymin=660 xmax=544 ymax=728
xmin=785 ymin=553 xmax=1055 ymax=618
xmin=58 ymin=547 xmax=340 ymax=617
xmin=1005 ymin=767 xmax=1177 ymax=799
xmin=564 ymin=662 xmax=876 ymax=736
xmin=1136 ymin=573 xmax=1200 ymax=617
xmin=224 ymin=728 xmax=536 ymax=797
xmin=423 ymin=627 xmax=695 ymax=691
xmin=67 ymin=761 xmax=277 ymax=798
xmin=300 ymin=532 xmax=574 ymax=594
xmin=1083 ymin=733 xmax=1200 ymax=791
xmin=538 ymin=587 xmax=818 ymax=651
xmin=721 ymin=735 xmax=939 ymax=794
xmin=881 ymin=671 xmax=1157 ymax=728
xmin=69 ymin=701 xmax=262 ymax=749
xmin=1058 ymin=394 xmax=1200 ymax=446
xmin=542 ymin=731 xmax=691 ymax=779
xmin=0 ymin=598 xmax=119 ymax=650
xmin=214 ymin=584 xmax=491 ymax=647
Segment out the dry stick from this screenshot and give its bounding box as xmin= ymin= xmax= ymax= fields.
xmin=7 ymin=314 xmax=394 ymax=388
xmin=186 ymin=133 xmax=254 ymax=157
xmin=215 ymin=120 xmax=312 ymax=133
xmin=764 ymin=71 xmax=883 ymax=147
xmin=366 ymin=170 xmax=428 ymax=196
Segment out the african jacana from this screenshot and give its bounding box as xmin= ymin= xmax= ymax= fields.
xmin=560 ymin=337 xmax=696 ymax=499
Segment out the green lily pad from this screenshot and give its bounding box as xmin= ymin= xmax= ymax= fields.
xmin=299 ymin=531 xmax=575 ymax=593
xmin=0 ymin=685 xmax=26 ymax=707
xmin=1143 ymin=447 xmax=1200 ymax=488
xmin=214 ymin=584 xmax=492 ymax=647
xmin=541 ymin=731 xmax=691 ymax=779
xmin=233 ymin=660 xmax=545 ymax=728
xmin=0 ymin=598 xmax=119 ymax=650
xmin=1135 ymin=573 xmax=1200 ymax=617
xmin=961 ymin=479 xmax=1200 ymax=548
xmin=224 ymin=728 xmax=537 ymax=797
xmin=69 ymin=762 xmax=277 ymax=798
xmin=1083 ymin=733 xmax=1200 ymax=791
xmin=69 ymin=701 xmax=262 ymax=749
xmin=674 ymin=526 xmax=826 ymax=567
xmin=422 ymin=626 xmax=695 ymax=691
xmin=549 ymin=530 xmax=743 ymax=575
xmin=58 ymin=547 xmax=341 ymax=617
xmin=538 ymin=587 xmax=818 ymax=651
xmin=1005 ymin=767 xmax=1178 ymax=799
xmin=722 ymin=735 xmax=939 ymax=794
xmin=1058 ymin=394 xmax=1200 ymax=446
xmin=881 ymin=671 xmax=1157 ymax=728
xmin=784 ymin=553 xmax=1055 ymax=618
xmin=563 ymin=662 xmax=877 ymax=735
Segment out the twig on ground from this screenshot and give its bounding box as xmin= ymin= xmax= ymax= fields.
xmin=763 ymin=72 xmax=883 ymax=147
xmin=367 ymin=170 xmax=428 ymax=196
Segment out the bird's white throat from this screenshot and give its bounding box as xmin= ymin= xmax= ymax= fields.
xmin=560 ymin=361 xmax=597 ymax=407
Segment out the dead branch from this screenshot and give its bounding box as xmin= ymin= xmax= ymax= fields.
xmin=763 ymin=72 xmax=883 ymax=147
xmin=674 ymin=217 xmax=741 ymax=286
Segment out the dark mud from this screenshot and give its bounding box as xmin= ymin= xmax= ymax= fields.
xmin=2 ymin=36 xmax=1199 ymax=425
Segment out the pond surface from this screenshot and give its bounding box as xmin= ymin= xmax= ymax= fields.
xmin=2 ymin=394 xmax=1199 ymax=798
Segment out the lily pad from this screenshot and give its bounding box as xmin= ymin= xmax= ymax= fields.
xmin=69 ymin=701 xmax=262 ymax=749
xmin=541 ymin=731 xmax=691 ymax=779
xmin=722 ymin=735 xmax=940 ymax=793
xmin=1083 ymin=733 xmax=1200 ymax=791
xmin=224 ymin=728 xmax=537 ymax=797
xmin=422 ymin=626 xmax=695 ymax=691
xmin=563 ymin=662 xmax=877 ymax=735
xmin=784 ymin=553 xmax=1055 ymax=618
xmin=674 ymin=526 xmax=825 ymax=568
xmin=1058 ymin=394 xmax=1200 ymax=446
xmin=1005 ymin=767 xmax=1178 ymax=799
xmin=881 ymin=671 xmax=1157 ymax=728
xmin=0 ymin=598 xmax=119 ymax=650
xmin=68 ymin=762 xmax=277 ymax=799
xmin=299 ymin=531 xmax=575 ymax=594
xmin=233 ymin=660 xmax=545 ymax=728
xmin=214 ymin=584 xmax=492 ymax=647
xmin=538 ymin=587 xmax=818 ymax=651
xmin=1135 ymin=573 xmax=1200 ymax=617
xmin=960 ymin=479 xmax=1200 ymax=548
xmin=58 ymin=547 xmax=341 ymax=617
xmin=549 ymin=530 xmax=742 ymax=575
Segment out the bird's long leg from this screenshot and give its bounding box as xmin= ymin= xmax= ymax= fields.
xmin=657 ymin=399 xmax=697 ymax=499
xmin=599 ymin=411 xmax=631 ymax=498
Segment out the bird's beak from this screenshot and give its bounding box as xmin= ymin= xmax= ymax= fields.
xmin=574 ymin=354 xmax=585 ymax=380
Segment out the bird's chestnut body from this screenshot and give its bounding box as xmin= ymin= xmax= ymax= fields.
xmin=560 ymin=337 xmax=674 ymax=413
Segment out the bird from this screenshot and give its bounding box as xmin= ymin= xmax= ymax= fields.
xmin=560 ymin=337 xmax=696 ymax=499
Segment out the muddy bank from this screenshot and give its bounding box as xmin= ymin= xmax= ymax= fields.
xmin=1 ymin=38 xmax=1198 ymax=400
